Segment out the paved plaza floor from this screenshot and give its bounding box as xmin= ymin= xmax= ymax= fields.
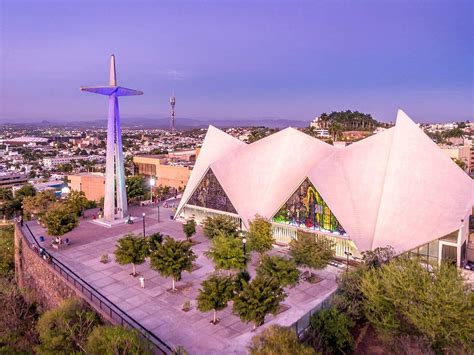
xmin=26 ymin=203 xmax=341 ymax=354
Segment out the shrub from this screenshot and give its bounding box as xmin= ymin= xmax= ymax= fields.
xmin=256 ymin=255 xmax=299 ymax=287
xmin=36 ymin=299 xmax=99 ymax=354
xmin=289 ymin=231 xmax=334 ymax=269
xmin=332 ymin=266 xmax=366 ymax=322
xmin=202 ymin=215 xmax=239 ymax=239
xmin=85 ymin=325 xmax=151 ymax=355
xmin=249 ymin=325 xmax=316 ymax=355
xmin=360 ymin=258 xmax=474 ymax=352
xmin=307 ymin=308 xmax=354 ymax=355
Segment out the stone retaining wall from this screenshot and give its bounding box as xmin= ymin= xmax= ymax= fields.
xmin=14 ymin=225 xmax=80 ymax=310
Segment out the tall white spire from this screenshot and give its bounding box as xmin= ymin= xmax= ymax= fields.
xmin=80 ymin=55 xmax=143 ymax=221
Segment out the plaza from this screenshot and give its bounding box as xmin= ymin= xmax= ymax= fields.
xmin=24 ymin=203 xmax=341 ymax=354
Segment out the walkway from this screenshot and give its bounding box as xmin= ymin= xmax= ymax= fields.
xmin=27 ymin=204 xmax=340 ymax=354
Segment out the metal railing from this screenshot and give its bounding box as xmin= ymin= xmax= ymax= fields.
xmin=20 ymin=223 xmax=172 ymax=354
xmin=291 ymin=291 xmax=335 ymax=337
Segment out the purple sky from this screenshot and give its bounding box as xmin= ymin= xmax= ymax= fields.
xmin=0 ymin=0 xmax=472 ymax=124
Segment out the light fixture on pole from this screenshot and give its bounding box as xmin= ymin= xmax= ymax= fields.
xmin=242 ymin=236 xmax=247 ymax=262
xmin=142 ymin=212 xmax=146 ymax=237
xmin=149 ymin=177 xmax=156 ymax=203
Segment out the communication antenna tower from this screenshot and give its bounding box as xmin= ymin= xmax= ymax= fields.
xmin=170 ymin=94 xmax=176 ymax=131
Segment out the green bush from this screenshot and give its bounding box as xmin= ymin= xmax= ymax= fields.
xmin=247 ymin=216 xmax=273 ymax=257
xmin=85 ymin=325 xmax=151 ymax=355
xmin=206 ymin=232 xmax=247 ymax=273
xmin=332 ymin=266 xmax=366 ymax=322
xmin=249 ymin=325 xmax=316 ymax=355
xmin=307 ymin=308 xmax=354 ymax=355
xmin=360 ymin=258 xmax=474 ymax=353
xmin=36 ymin=299 xmax=99 ymax=354
xmin=0 ymin=225 xmax=15 ymax=278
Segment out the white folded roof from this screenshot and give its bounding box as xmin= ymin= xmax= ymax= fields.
xmin=177 ymin=111 xmax=474 ymax=253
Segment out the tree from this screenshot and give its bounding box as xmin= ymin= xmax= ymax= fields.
xmin=332 ymin=266 xmax=366 ymax=322
xmin=146 ymin=232 xmax=163 ymax=255
xmin=36 ymin=299 xmax=99 ymax=354
xmin=233 ymin=276 xmax=286 ymax=329
xmin=249 ymin=325 xmax=316 ymax=355
xmin=206 ymin=232 xmax=246 ymax=274
xmin=361 ymin=245 xmax=395 ymax=268
xmin=0 ymin=278 xmax=39 ymax=353
xmin=328 ymin=122 xmax=344 ymax=141
xmin=126 ymin=175 xmax=145 ymax=201
xmin=150 ymin=236 xmax=197 ymax=291
xmin=256 ymin=255 xmax=299 ymax=288
xmin=65 ymin=190 xmax=89 ymax=216
xmin=289 ymin=232 xmax=334 ymax=269
xmin=452 ymin=158 xmax=467 ymax=171
xmin=14 ymin=184 xmax=36 ymax=200
xmin=114 ymin=234 xmax=148 ymax=276
xmin=22 ymin=190 xmax=57 ymax=218
xmin=307 ymin=308 xmax=354 ymax=355
xmin=202 ymin=215 xmax=239 ymax=239
xmin=43 ymin=204 xmax=78 ymax=236
xmin=247 ymin=216 xmax=273 ymax=258
xmin=196 ymin=274 xmax=234 ymax=324
xmin=360 ymin=258 xmax=474 ymax=353
xmin=182 ymin=218 xmax=196 ymax=241
xmin=85 ymin=326 xmax=151 ymax=355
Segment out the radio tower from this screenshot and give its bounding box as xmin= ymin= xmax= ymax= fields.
xmin=170 ymin=94 xmax=176 ymax=131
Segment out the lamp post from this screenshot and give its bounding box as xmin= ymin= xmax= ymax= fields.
xmin=344 ymin=250 xmax=352 ymax=273
xmin=149 ymin=177 xmax=156 ymax=203
xmin=242 ymin=236 xmax=247 ymax=262
xmin=157 ymin=203 xmax=160 ymax=223
xmin=142 ymin=212 xmax=146 ymax=237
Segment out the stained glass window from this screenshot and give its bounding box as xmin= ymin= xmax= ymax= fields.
xmin=187 ymin=169 xmax=237 ymax=214
xmin=272 ymin=178 xmax=346 ymax=235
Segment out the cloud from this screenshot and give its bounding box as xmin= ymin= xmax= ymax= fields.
xmin=155 ymin=69 xmax=185 ymax=81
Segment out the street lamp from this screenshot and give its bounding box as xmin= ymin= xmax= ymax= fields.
xmin=242 ymin=236 xmax=247 ymax=262
xmin=344 ymin=250 xmax=352 ymax=272
xmin=149 ymin=177 xmax=156 ymax=203
xmin=142 ymin=212 xmax=146 ymax=237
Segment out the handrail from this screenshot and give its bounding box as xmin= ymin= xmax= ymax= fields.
xmin=20 ymin=223 xmax=172 ymax=354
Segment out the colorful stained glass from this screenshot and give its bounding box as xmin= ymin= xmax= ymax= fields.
xmin=272 ymin=178 xmax=346 ymax=235
xmin=187 ymin=169 xmax=237 ymax=214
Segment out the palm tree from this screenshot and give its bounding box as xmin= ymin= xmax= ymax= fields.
xmin=329 ymin=122 xmax=343 ymax=141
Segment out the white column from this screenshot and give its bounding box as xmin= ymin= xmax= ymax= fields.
xmin=114 ymin=96 xmax=128 ymax=219
xmin=103 ymin=94 xmax=116 ymax=221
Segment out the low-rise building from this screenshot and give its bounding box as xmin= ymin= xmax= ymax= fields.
xmin=440 ymin=145 xmax=471 ymax=173
xmin=68 ymin=173 xmax=105 ymax=202
xmin=133 ymin=154 xmax=192 ymax=190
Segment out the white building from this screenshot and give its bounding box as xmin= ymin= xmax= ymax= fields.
xmin=176 ymin=110 xmax=473 ymax=267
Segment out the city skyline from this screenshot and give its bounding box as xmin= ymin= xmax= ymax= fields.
xmin=1 ymin=0 xmax=473 ymax=124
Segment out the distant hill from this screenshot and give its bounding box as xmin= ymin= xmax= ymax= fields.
xmin=1 ymin=117 xmax=309 ymax=129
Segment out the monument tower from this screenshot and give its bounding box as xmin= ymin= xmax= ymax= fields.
xmin=81 ymin=55 xmax=143 ymax=222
